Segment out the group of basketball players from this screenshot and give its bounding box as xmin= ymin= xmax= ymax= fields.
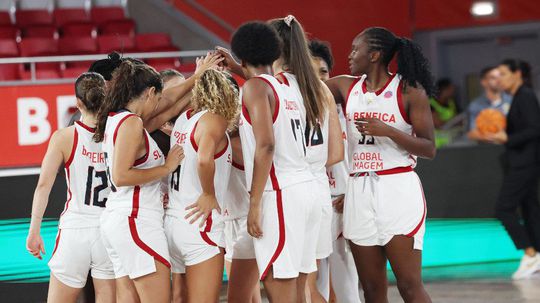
xmin=26 ymin=15 xmax=437 ymax=303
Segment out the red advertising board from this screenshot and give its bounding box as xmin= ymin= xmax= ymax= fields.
xmin=0 ymin=83 xmax=76 ymax=168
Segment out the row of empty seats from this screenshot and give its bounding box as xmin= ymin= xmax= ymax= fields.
xmin=0 ymin=7 xmax=135 ymax=39
xmin=0 ymin=5 xmax=195 ymax=81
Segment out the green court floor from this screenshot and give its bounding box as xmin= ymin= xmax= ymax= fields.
xmin=0 ymin=218 xmax=523 ymax=283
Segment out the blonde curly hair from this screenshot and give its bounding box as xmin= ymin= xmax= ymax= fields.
xmin=191 ymin=69 xmax=240 ymax=130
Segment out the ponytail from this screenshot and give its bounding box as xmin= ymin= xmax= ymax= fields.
xmin=363 ymin=27 xmax=435 ymax=97
xmin=94 ymin=60 xmax=163 ymax=142
xmin=269 ymin=16 xmax=327 ymax=127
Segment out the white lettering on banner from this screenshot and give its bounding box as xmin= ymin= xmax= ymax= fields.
xmin=56 ymin=95 xmax=77 ymax=129
xmin=17 ymin=98 xmax=51 ymax=146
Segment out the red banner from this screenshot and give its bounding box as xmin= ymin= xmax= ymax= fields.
xmin=0 ymin=83 xmax=76 ymax=168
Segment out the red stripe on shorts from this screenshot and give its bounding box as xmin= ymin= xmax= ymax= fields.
xmin=260 ymin=189 xmax=285 ymax=280
xmin=406 ymin=175 xmax=427 ymax=237
xmin=52 ymin=229 xmax=62 ymax=256
xmin=128 ymin=217 xmax=171 ymax=268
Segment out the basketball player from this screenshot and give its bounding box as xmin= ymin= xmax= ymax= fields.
xmin=325 ymin=27 xmax=436 ymax=303
xmin=220 ymin=21 xmax=320 ymax=303
xmin=221 ymin=74 xmax=262 ymax=303
xmin=309 ymin=39 xmax=362 ymax=303
xmin=26 ymin=73 xmax=115 ymax=303
xmin=269 ymin=15 xmax=343 ymax=303
xmin=93 ymin=61 xmax=184 ymax=303
xmin=164 ymin=69 xmax=238 ymax=303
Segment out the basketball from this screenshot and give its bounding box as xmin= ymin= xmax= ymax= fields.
xmin=476 ymin=108 xmax=507 ymax=134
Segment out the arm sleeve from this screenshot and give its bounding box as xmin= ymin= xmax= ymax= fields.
xmin=506 ymin=91 xmax=540 ymax=148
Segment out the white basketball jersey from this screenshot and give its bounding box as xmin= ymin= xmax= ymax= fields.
xmin=326 ymin=106 xmax=349 ymax=196
xmin=167 ymin=109 xmax=232 ymax=231
xmin=59 ymin=121 xmax=109 ymax=229
xmin=103 ymin=110 xmax=165 ymax=218
xmin=345 ymin=74 xmax=416 ymax=174
xmin=223 ymin=162 xmax=249 ymax=221
xmin=278 ymin=72 xmax=329 ymax=180
xmin=239 ymin=74 xmax=313 ymax=191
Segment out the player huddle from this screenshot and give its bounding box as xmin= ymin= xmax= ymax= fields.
xmin=27 ymin=15 xmax=436 ymax=303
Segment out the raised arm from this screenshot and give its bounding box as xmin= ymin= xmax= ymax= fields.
xmin=26 ymin=128 xmax=72 ymax=260
xmin=216 ymin=46 xmax=246 ymax=79
xmin=184 ymin=113 xmax=228 ymax=226
xmin=244 ymin=79 xmax=275 ymax=238
xmin=112 ymin=116 xmax=183 ymax=187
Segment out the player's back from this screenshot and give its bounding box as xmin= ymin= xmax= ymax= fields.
xmin=278 ymin=72 xmax=329 ymax=180
xmin=167 ymin=109 xmax=232 ymax=228
xmin=60 ymin=121 xmax=109 ymax=228
xmin=102 ymin=110 xmax=165 ymax=218
xmin=239 ymin=74 xmax=314 ymax=191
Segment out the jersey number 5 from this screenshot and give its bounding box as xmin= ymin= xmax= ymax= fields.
xmin=358 ymin=134 xmax=375 ymax=145
xmin=84 ymin=166 xmax=108 ymax=207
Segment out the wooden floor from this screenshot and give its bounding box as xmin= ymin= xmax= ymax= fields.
xmin=218 ymin=261 xmax=540 ymax=303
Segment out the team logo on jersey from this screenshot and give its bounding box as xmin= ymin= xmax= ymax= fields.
xmin=384 ymin=91 xmax=393 ymax=99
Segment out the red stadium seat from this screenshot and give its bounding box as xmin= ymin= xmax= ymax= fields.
xmin=21 ymin=25 xmax=58 ymax=38
xmin=97 ymin=35 xmax=135 ymax=53
xmin=0 ymin=39 xmax=20 ymax=80
xmin=61 ymin=22 xmax=96 ymax=37
xmin=90 ymin=7 xmax=125 ymax=24
xmin=0 ymin=25 xmax=20 ymax=40
xmin=135 ymin=33 xmax=175 ymax=52
xmin=99 ymin=19 xmax=136 ymax=37
xmin=54 ymin=8 xmax=90 ymax=27
xmin=0 ymin=39 xmax=19 ymax=57
xmin=0 ymin=11 xmax=11 ymax=25
xmin=146 ymin=57 xmax=181 ymax=71
xmin=16 ymin=10 xmax=53 ymax=27
xmin=60 ymin=65 xmax=89 ymax=78
xmin=59 ymin=37 xmax=97 ymax=55
xmin=178 ymin=62 xmax=196 ymax=73
xmin=18 ymin=37 xmax=60 ymax=79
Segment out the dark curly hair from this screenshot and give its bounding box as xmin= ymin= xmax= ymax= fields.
xmin=362 ymin=27 xmax=435 ymax=97
xmin=231 ymin=21 xmax=281 ymax=66
xmin=309 ymin=39 xmax=333 ymax=71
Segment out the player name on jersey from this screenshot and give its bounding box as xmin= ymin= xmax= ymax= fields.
xmin=349 ymin=111 xmax=397 ymax=123
xmin=81 ymin=145 xmax=105 ymax=164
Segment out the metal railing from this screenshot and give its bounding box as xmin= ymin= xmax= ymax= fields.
xmin=0 ymin=50 xmax=210 ymax=86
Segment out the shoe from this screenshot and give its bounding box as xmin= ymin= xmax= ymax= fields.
xmin=512 ymin=253 xmax=540 ymax=280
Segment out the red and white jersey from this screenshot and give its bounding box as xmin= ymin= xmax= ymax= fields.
xmin=59 ymin=121 xmax=109 ymax=229
xmin=167 ymin=110 xmax=232 ymax=230
xmin=345 ymin=74 xmax=416 ymax=174
xmin=103 ymin=110 xmax=165 ymax=218
xmin=223 ymin=162 xmax=249 ymax=221
xmin=326 ymin=106 xmax=349 ymax=196
xmin=278 ymin=72 xmax=329 ymax=180
xmin=239 ymin=74 xmax=313 ymax=191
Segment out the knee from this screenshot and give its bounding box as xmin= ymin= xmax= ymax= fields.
xmin=361 ymin=280 xmax=386 ymax=300
xmin=396 ymin=278 xmax=423 ymax=300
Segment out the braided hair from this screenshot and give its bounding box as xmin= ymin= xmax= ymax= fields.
xmin=362 ymin=27 xmax=435 ymax=97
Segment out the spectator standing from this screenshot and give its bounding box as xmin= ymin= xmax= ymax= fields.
xmin=430 ymin=78 xmax=458 ymax=129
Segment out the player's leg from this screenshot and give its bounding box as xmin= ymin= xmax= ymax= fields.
xmin=92 ymin=278 xmax=116 ymax=303
xmin=349 ymin=243 xmax=388 ymax=303
xmin=296 ymin=273 xmax=309 ymax=303
xmin=228 ymin=258 xmax=261 ymax=303
xmin=115 ymin=276 xmax=140 ymax=303
xmin=384 ymin=236 xmax=431 ymax=303
xmin=262 ymin=268 xmax=297 ymax=303
xmin=328 ymin=237 xmax=361 ymax=303
xmin=171 ymin=273 xmax=187 ymax=303
xmin=47 ymin=273 xmax=82 ymax=303
xmin=131 ymin=260 xmax=171 ymax=303
xmin=314 ymin=258 xmax=330 ymax=301
xmin=185 ymin=251 xmax=224 ymax=303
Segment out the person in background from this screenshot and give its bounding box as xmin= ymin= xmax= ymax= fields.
xmin=490 ymin=59 xmax=540 ymax=280
xmin=430 ymin=78 xmax=458 ymax=129
xmin=467 ymin=66 xmax=512 ymax=142
xmin=308 ymin=39 xmax=362 ymax=303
